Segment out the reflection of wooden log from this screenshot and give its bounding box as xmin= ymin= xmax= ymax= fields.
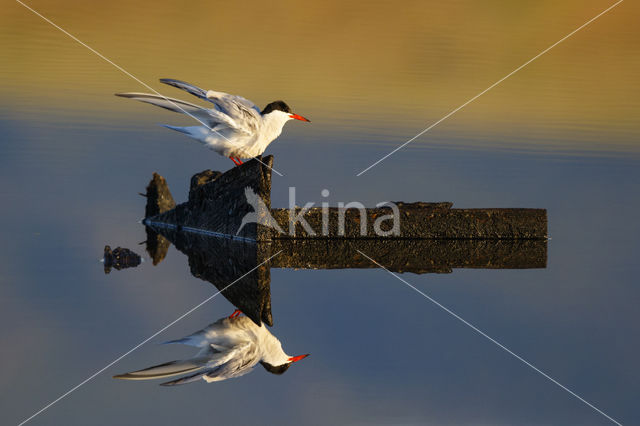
xmin=159 ymin=228 xmax=273 ymax=327
xmin=146 ymin=230 xmax=546 ymax=325
xmin=143 ymin=156 xmax=547 ymax=241
xmin=150 ymin=227 xmax=546 ymax=276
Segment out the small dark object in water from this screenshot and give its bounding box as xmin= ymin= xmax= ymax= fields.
xmin=103 ymin=245 xmax=142 ymax=274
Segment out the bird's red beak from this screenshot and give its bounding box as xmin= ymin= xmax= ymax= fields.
xmin=288 ymin=354 xmax=310 ymax=363
xmin=289 ymin=113 xmax=311 ymax=122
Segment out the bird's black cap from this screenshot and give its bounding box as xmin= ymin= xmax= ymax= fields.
xmin=261 ymin=101 xmax=291 ymax=115
xmin=259 ymin=361 xmax=292 ymax=375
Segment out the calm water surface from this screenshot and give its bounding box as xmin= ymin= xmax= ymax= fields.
xmin=1 ymin=1 xmax=639 ymax=425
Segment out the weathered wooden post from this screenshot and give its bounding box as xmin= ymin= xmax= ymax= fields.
xmin=143 ymin=155 xmax=547 ymax=241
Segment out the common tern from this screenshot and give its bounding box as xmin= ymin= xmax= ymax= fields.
xmin=114 ymin=312 xmax=309 ymax=385
xmin=116 ymin=79 xmax=310 ymax=166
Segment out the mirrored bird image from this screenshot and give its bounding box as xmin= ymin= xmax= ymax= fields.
xmin=116 ymin=79 xmax=310 ymax=166
xmin=113 ymin=312 xmax=309 ymax=386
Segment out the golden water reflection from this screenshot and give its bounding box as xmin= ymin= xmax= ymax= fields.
xmin=2 ymin=0 xmax=638 ymax=153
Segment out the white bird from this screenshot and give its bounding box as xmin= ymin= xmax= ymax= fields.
xmin=113 ymin=312 xmax=309 ymax=386
xmin=116 ymin=79 xmax=310 ymax=166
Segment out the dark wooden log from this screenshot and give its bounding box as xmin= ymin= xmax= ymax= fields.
xmin=143 ymin=157 xmax=547 ymax=241
xmin=144 ymin=156 xmax=273 ymax=242
xmin=189 ymin=170 xmax=223 ymax=201
xmin=270 ymin=205 xmax=546 ymax=240
xmin=141 ymin=160 xmax=547 ymax=326
xmin=269 ymin=239 xmax=546 ymax=273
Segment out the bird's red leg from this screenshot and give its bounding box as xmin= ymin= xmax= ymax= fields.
xmin=235 ymin=157 xmax=244 ymax=165
xmin=229 ymin=157 xmax=239 ymax=166
xmin=228 ymin=309 xmax=242 ymax=319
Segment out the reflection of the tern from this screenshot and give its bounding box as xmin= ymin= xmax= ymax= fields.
xmin=114 ymin=222 xmax=546 ymax=386
xmin=114 ymin=314 xmax=309 ymax=385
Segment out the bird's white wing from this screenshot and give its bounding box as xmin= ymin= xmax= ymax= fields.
xmin=160 ymin=342 xmax=259 ymax=386
xmin=161 ymin=317 xmax=249 ymax=348
xmin=113 ymin=341 xmax=249 ymax=383
xmin=159 ymin=362 xmax=255 ymax=386
xmin=115 ymin=92 xmax=236 ymax=130
xmin=160 ymin=78 xmax=262 ymax=134
xmin=113 ymin=358 xmax=208 ymax=381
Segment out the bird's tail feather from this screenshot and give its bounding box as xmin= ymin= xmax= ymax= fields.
xmin=113 ymin=358 xmax=208 ymax=381
xmin=116 ymin=92 xmax=234 ymax=142
xmin=115 ymin=92 xmax=206 ymax=115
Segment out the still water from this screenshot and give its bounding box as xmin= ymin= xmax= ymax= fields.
xmin=1 ymin=0 xmax=639 ymax=424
